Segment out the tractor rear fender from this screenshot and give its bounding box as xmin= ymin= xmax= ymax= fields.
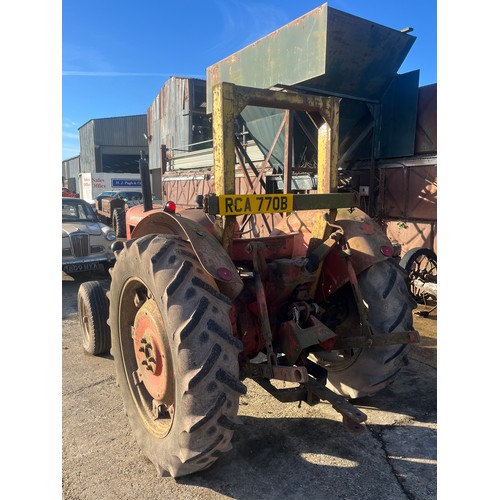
xmin=335 ymin=208 xmax=393 ymax=273
xmin=274 ymin=208 xmax=393 ymax=297
xmin=320 ymin=210 xmax=392 ymax=297
xmin=130 ymin=210 xmax=243 ymax=300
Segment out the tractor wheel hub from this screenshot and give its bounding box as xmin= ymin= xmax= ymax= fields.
xmin=133 ymin=299 xmax=173 ymax=404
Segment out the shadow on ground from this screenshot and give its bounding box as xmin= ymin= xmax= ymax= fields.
xmin=177 ymin=414 xmax=436 ymax=500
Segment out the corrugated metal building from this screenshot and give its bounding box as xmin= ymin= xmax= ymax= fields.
xmin=147 ymin=77 xmax=214 ymax=199
xmin=147 ymin=76 xmax=266 ymax=200
xmin=147 ymin=77 xmax=210 ymax=167
xmin=62 ymin=156 xmax=80 ymax=192
xmin=147 ymin=76 xmax=212 ymax=174
xmin=62 ymin=114 xmax=149 ymax=195
xmin=79 ymin=115 xmax=148 ymax=174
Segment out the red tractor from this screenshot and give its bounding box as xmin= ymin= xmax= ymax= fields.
xmin=78 ymin=84 xmax=419 ymax=478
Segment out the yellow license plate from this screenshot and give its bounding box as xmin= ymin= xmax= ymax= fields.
xmin=218 ymin=194 xmax=293 ymax=216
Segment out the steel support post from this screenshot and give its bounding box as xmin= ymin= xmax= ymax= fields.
xmin=212 ymin=83 xmax=238 ymax=252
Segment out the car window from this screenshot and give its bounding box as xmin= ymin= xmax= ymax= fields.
xmin=119 ymin=191 xmax=142 ymax=201
xmin=62 ymin=200 xmax=97 ymax=222
xmin=98 ymin=191 xmax=114 ymax=198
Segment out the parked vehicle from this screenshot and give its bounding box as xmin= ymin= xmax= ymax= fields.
xmin=62 ymin=187 xmax=78 ymax=198
xmin=62 ymin=197 xmax=116 ymax=276
xmin=95 ymin=190 xmax=143 ymax=203
xmin=95 ymin=191 xmax=144 ymax=238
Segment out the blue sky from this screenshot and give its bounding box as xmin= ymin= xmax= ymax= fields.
xmin=62 ymin=0 xmax=437 ymax=161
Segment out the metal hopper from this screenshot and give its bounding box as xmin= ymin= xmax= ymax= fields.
xmin=206 ymin=3 xmax=419 ymax=170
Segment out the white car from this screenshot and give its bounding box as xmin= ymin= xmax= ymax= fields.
xmin=62 ymin=197 xmax=116 ymax=276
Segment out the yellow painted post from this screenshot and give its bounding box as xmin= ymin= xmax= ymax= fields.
xmin=317 ymin=97 xmax=340 ymax=195
xmin=308 ymin=97 xmax=341 ymax=253
xmin=306 ymin=96 xmax=341 ymax=298
xmin=212 ymin=82 xmax=237 ymax=252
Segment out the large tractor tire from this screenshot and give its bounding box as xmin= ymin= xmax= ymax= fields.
xmin=108 ymin=234 xmax=246 ymax=478
xmin=78 ymin=281 xmax=111 ymax=355
xmin=311 ymin=258 xmax=416 ymax=399
xmin=112 ymin=208 xmax=126 ymax=238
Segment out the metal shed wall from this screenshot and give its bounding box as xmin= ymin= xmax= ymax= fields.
xmin=147 ymin=77 xmax=210 ymax=172
xmin=62 ymin=156 xmax=80 ymax=180
xmin=78 ymin=115 xmax=148 ymax=173
xmin=79 ymin=121 xmax=96 ymax=173
xmin=92 ymin=115 xmax=147 ymax=146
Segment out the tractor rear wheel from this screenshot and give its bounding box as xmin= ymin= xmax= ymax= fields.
xmin=78 ymin=281 xmax=111 ymax=355
xmin=108 ymin=234 xmax=245 ymax=478
xmin=311 ymin=258 xmax=416 ymax=399
xmin=112 ymin=208 xmax=126 ymax=238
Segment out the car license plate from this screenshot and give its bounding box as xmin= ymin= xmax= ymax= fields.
xmin=218 ymin=194 xmax=293 ymax=216
xmin=63 ymin=262 xmax=99 ymax=273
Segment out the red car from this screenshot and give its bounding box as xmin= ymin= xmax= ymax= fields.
xmin=62 ymin=187 xmax=78 ymax=198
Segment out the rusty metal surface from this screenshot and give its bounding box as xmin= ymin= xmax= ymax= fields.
xmin=303 ymin=377 xmax=367 ymax=435
xmin=211 ymin=83 xmax=342 ymax=250
xmin=96 ymin=197 xmax=125 ymax=219
xmin=162 ymin=166 xmax=283 ymax=238
xmin=205 ymin=4 xmax=417 ymax=171
xmin=147 ymin=77 xmax=210 ymax=172
xmin=206 ymin=5 xmax=415 ymax=112
xmin=248 ymin=242 xmax=277 ymax=367
xmin=380 ymin=163 xmax=437 ymax=221
xmin=239 ymin=362 xmax=308 ymax=384
xmin=231 ymin=234 xmax=295 ymax=261
xmin=386 ymin=221 xmax=437 ymax=257
xmin=279 ymin=316 xmax=336 ymax=365
xmin=132 ymin=299 xmax=174 ymax=408
xmin=206 ymin=4 xmax=328 ymax=113
xmin=273 ymin=207 xmax=392 ymax=278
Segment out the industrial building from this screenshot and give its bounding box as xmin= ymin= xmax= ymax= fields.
xmin=62 ymin=114 xmax=148 ymax=194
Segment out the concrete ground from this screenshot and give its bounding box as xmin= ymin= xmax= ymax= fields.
xmin=62 ymin=272 xmax=437 ymax=499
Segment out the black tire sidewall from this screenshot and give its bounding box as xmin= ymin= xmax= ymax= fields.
xmin=112 ymin=208 xmax=126 ymax=238
xmin=313 ymin=259 xmax=416 ymax=398
xmin=77 ymin=281 xmax=110 ymax=355
xmin=109 ymin=234 xmax=243 ymax=477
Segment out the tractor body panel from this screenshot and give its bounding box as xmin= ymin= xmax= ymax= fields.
xmin=129 ymin=208 xmax=243 ymax=300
